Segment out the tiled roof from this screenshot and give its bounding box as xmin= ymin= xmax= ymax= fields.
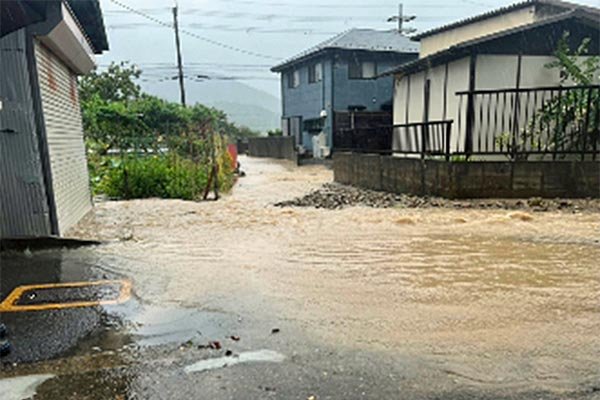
xmin=271 ymin=29 xmax=418 ymax=72
xmin=411 ymin=0 xmax=597 ymax=40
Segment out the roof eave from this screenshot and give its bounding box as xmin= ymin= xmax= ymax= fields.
xmin=385 ymin=9 xmax=597 ymax=77
xmin=271 ymin=48 xmax=328 ymax=72
xmin=411 ymin=0 xmax=590 ymax=40
xmin=272 ymin=47 xmax=419 ymax=73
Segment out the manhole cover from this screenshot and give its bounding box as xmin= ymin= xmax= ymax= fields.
xmin=0 ymin=280 xmax=131 ymax=312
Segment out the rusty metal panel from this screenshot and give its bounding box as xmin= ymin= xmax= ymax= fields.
xmin=0 ymin=29 xmax=51 ymax=238
xmin=34 ymin=40 xmax=91 ymax=235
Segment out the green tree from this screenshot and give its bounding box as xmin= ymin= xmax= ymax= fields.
xmin=80 ymin=62 xmax=237 ymax=200
xmin=79 ymin=61 xmax=141 ymax=104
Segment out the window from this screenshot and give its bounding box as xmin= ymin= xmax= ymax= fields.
xmin=287 ymin=70 xmax=300 ymax=88
xmin=308 ymin=63 xmax=322 ymax=83
xmin=362 ymin=61 xmax=377 ymax=78
xmin=303 ymin=118 xmax=324 ymax=133
xmin=348 ymin=60 xmax=377 ymax=79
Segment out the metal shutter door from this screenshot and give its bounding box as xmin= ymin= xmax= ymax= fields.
xmin=34 ymin=40 xmax=91 ymax=235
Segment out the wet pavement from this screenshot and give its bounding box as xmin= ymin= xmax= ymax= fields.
xmin=1 ymin=155 xmax=599 ymax=399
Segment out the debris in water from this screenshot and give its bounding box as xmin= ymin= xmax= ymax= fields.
xmin=120 ymin=231 xmax=134 ymax=241
xmin=184 ymin=350 xmax=285 ymax=373
xmin=181 ymin=340 xmax=194 ymax=349
xmin=508 ymin=212 xmax=534 ymax=222
xmin=394 ymin=217 xmax=415 ymax=225
xmin=0 ymin=340 xmax=11 ymax=357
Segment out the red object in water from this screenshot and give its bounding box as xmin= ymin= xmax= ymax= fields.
xmin=227 ymin=144 xmax=238 ymax=170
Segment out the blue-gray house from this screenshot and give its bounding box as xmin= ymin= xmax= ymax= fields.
xmin=271 ymin=29 xmax=418 ymax=154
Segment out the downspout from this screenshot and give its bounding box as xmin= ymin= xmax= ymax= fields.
xmin=25 ymin=30 xmax=59 ymax=236
xmin=281 ymin=72 xmax=285 ymax=131
xmin=330 ymin=54 xmax=335 ymax=148
xmin=321 ymin=59 xmax=326 ymax=149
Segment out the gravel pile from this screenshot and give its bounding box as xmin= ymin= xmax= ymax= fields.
xmin=274 ymin=183 xmax=600 ymax=212
xmin=275 ymin=183 xmax=404 ymax=209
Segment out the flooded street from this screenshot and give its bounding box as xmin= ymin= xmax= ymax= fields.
xmin=1 ymin=155 xmax=599 ymax=399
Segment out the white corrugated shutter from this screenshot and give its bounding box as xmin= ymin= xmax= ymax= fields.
xmin=35 ymin=40 xmax=91 ymax=235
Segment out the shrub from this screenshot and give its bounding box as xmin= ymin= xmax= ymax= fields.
xmin=96 ymin=154 xmax=214 ymax=200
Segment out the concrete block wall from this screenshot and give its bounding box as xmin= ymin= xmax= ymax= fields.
xmin=248 ymin=136 xmax=297 ymax=163
xmin=333 ymin=152 xmax=600 ymax=198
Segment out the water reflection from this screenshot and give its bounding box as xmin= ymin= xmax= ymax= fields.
xmin=0 ymin=249 xmax=122 ymax=364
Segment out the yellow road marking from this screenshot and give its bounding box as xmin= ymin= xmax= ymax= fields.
xmin=0 ymin=280 xmax=132 ymax=313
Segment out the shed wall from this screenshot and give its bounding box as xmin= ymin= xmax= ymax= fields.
xmin=0 ymin=30 xmax=51 ymax=238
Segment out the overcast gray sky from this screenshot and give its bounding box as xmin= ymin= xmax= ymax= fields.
xmin=97 ymin=0 xmax=598 ymax=99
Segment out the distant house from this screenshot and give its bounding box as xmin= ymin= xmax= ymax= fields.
xmin=386 ymin=0 xmax=600 ymax=158
xmin=271 ymin=29 xmax=418 ymax=155
xmin=0 ymin=0 xmax=108 ymax=238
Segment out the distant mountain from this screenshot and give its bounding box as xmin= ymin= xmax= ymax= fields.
xmin=210 ymin=101 xmax=280 ymax=133
xmin=140 ymin=80 xmax=281 ymax=133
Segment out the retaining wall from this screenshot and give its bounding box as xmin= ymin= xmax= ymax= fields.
xmin=333 ymin=152 xmax=600 ymax=198
xmin=248 ymin=136 xmax=297 ymax=163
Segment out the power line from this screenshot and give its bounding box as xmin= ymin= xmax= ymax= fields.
xmin=108 ymin=0 xmax=281 ymax=60
xmin=106 ymin=23 xmax=342 ymax=36
xmin=107 ymin=9 xmax=469 ymax=22
xmin=104 ymin=0 xmax=493 ymax=14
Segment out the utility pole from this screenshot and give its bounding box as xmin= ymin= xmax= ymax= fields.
xmin=398 ymin=3 xmax=403 ymax=32
xmin=172 ymin=2 xmax=186 ymax=106
xmin=387 ymin=3 xmax=416 ymax=35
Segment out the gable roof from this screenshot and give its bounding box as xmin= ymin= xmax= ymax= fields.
xmin=384 ymin=8 xmax=600 ymax=77
xmin=271 ymin=29 xmax=419 ymax=72
xmin=411 ymin=0 xmax=595 ymax=40
xmin=0 ymin=1 xmax=48 ymax=38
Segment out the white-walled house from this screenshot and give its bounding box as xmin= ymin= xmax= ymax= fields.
xmin=387 ymin=0 xmax=599 ymax=158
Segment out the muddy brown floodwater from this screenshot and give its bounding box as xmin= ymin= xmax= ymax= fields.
xmin=65 ymin=155 xmax=600 ymax=396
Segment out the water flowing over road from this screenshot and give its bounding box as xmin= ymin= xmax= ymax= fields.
xmin=2 ymin=156 xmax=599 ymax=399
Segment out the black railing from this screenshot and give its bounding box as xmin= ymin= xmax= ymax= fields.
xmin=334 ymin=85 xmax=600 ymax=161
xmin=392 ymin=120 xmax=453 ymax=160
xmin=456 ymin=85 xmax=600 ymax=160
xmin=334 ymin=121 xmax=453 ymax=159
xmin=334 ymin=125 xmax=394 ymax=154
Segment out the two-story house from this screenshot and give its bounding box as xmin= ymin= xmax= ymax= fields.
xmin=271 ymin=29 xmax=418 ymax=154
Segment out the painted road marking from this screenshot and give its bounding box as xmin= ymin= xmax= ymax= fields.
xmin=0 ymin=280 xmax=132 ymax=313
xmin=184 ymin=350 xmax=285 ymax=373
xmin=0 ymin=374 xmax=55 ymax=400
